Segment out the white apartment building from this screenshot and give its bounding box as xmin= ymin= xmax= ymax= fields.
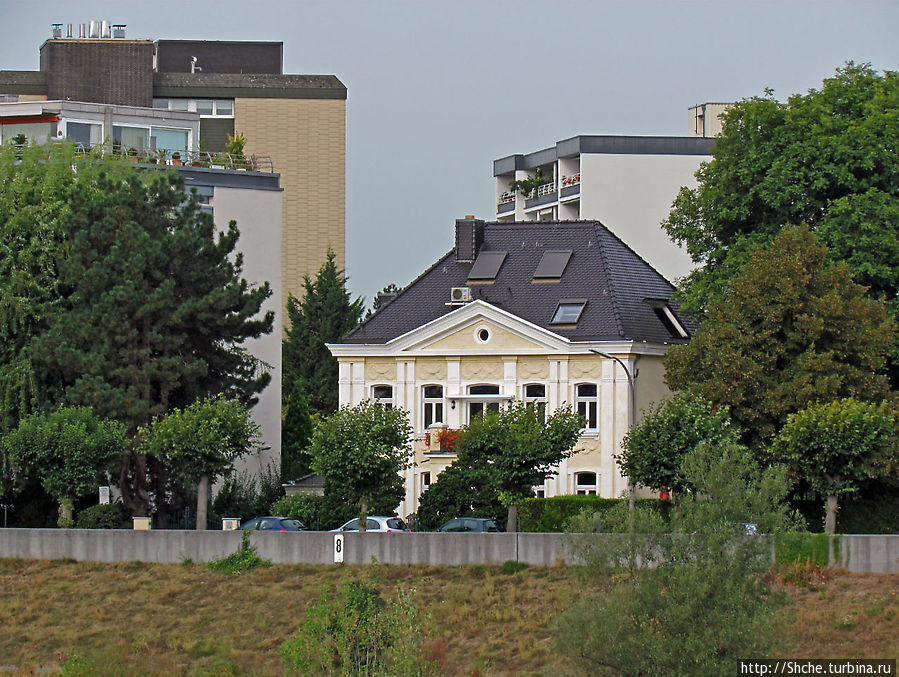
xmin=494 ymin=134 xmax=715 ymax=282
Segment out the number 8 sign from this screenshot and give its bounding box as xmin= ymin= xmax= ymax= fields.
xmin=334 ymin=533 xmax=344 ymax=563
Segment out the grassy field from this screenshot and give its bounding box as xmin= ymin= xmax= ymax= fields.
xmin=0 ymin=558 xmax=896 ymax=675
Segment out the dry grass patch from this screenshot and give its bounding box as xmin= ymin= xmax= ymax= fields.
xmin=0 ymin=558 xmax=895 ymax=675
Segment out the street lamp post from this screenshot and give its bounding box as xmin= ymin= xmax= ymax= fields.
xmin=589 ymin=349 xmax=636 ymax=518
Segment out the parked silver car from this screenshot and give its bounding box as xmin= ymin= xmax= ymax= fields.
xmin=331 ymin=516 xmax=410 ymax=532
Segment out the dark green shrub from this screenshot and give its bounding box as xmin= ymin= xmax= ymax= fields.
xmin=76 ymin=503 xmax=129 ymax=529
xmin=206 ymin=531 xmax=271 ymax=575
xmin=211 ymin=461 xmax=283 ymax=524
xmin=280 ymin=578 xmax=436 ymax=675
xmin=518 ymin=495 xmax=672 ymax=532
xmin=791 ymin=484 xmax=899 ymax=534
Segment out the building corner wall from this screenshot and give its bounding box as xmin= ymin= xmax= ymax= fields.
xmin=235 ymin=98 xmax=346 ymax=314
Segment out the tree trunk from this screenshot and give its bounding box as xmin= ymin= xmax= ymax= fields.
xmin=359 ymin=495 xmax=368 ymax=533
xmin=119 ymin=452 xmax=150 ymax=517
xmin=152 ymin=457 xmax=169 ymax=529
xmin=58 ymin=497 xmax=74 ymax=528
xmin=825 ymin=494 xmax=838 ymax=567
xmin=506 ymin=503 xmax=518 ymax=533
xmin=196 ymin=474 xmax=209 ymax=530
xmin=824 ymin=494 xmax=838 ymax=535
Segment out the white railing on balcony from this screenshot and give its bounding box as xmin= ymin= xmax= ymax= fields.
xmin=71 ymin=143 xmax=275 ymax=173
xmin=561 ymin=173 xmax=581 ymax=187
xmin=535 ymin=181 xmax=556 ymax=198
xmin=498 ymin=191 xmax=516 ymax=204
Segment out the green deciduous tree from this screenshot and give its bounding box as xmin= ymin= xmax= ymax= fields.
xmin=616 ymin=392 xmax=739 ymax=494
xmin=4 ymin=406 xmax=126 ymax=527
xmin=771 ymin=398 xmax=898 ymax=534
xmin=281 ymin=380 xmax=315 ymax=481
xmin=417 ymin=404 xmax=583 ymax=531
xmin=31 ymin=169 xmax=272 ymax=517
xmin=309 ymin=400 xmax=412 ymax=531
xmin=556 ymin=442 xmax=798 ymax=675
xmin=283 ymin=250 xmax=364 ymax=415
xmin=137 ymin=397 xmax=262 ymax=529
xmin=665 ymin=226 xmax=895 ymax=449
xmin=664 ymin=63 xmax=899 ymax=322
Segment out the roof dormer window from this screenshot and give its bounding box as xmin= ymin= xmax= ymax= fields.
xmin=551 ymin=299 xmax=587 ymax=324
xmin=645 ymin=298 xmax=689 ymax=338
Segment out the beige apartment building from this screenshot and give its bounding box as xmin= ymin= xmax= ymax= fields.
xmin=329 ymin=218 xmax=693 ymax=517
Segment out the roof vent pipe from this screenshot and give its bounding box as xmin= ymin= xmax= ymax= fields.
xmin=66 ymin=23 xmax=73 ymax=38
xmin=79 ymin=23 xmax=86 ymax=38
xmin=101 ymin=21 xmax=110 ymax=38
xmin=89 ymin=20 xmax=99 ymax=38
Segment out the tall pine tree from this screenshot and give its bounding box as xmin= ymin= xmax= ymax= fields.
xmin=33 ymin=169 xmax=273 ymax=516
xmin=281 ymin=379 xmax=315 ymax=481
xmin=282 ymin=250 xmax=364 ymax=415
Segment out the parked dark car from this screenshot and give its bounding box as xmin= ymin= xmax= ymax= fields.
xmin=239 ymin=516 xmax=307 ymax=531
xmin=437 ymin=517 xmax=500 ymax=533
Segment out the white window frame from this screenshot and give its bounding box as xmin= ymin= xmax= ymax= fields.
xmin=422 ymin=385 xmax=444 ymax=432
xmin=574 ymin=471 xmax=599 ymax=495
xmin=466 ymin=384 xmax=502 ymax=424
xmin=372 ymin=384 xmax=393 ymax=408
xmin=575 ymin=383 xmax=598 ymax=432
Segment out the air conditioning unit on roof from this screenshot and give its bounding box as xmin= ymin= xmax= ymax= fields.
xmin=450 ymin=287 xmax=471 ymax=303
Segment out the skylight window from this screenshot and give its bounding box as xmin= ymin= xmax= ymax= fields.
xmin=551 ymin=299 xmax=587 ymax=324
xmin=533 ymin=250 xmax=572 ymax=280
xmin=468 ymin=251 xmax=507 ymax=282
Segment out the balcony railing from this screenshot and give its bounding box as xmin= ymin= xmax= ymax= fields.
xmin=498 ymin=191 xmax=516 ymax=204
xmin=535 ymin=181 xmax=556 ymax=197
xmin=72 ymin=143 xmax=275 ymax=173
xmin=561 ymin=173 xmax=580 ymax=187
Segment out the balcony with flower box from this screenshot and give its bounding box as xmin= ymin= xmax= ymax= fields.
xmin=560 ymin=173 xmax=580 ymax=199
xmin=497 ymin=191 xmax=516 ymax=214
xmin=524 ymin=181 xmax=558 ymax=210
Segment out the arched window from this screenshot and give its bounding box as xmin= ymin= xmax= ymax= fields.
xmin=422 ymin=385 xmax=444 ymax=430
xmin=468 ymin=384 xmax=500 ymax=421
xmin=372 ymin=385 xmax=393 ymax=408
xmin=523 ymin=383 xmax=547 ymax=417
xmin=575 ymin=383 xmax=598 ymax=430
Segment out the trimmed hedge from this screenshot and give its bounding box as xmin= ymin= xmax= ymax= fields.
xmin=792 ymin=491 xmax=899 ymax=534
xmin=518 ymin=496 xmax=673 ymax=532
xmin=76 ymin=503 xmax=129 ymax=529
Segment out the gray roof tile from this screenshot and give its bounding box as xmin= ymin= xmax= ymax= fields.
xmin=344 ymin=220 xmax=692 ymax=345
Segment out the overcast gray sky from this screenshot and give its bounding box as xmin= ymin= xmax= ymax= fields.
xmin=2 ymin=1 xmax=897 ymax=304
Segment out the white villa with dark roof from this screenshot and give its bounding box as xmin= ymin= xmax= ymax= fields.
xmin=328 ymin=217 xmax=693 ymax=517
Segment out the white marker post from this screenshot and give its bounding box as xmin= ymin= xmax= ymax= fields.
xmin=334 ymin=533 xmax=344 ymax=563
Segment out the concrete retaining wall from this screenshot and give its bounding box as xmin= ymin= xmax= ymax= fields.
xmin=0 ymin=529 xmax=895 ymax=573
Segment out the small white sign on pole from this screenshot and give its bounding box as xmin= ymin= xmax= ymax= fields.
xmin=334 ymin=533 xmax=344 ymax=563
xmin=99 ymin=486 xmax=110 ymax=505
